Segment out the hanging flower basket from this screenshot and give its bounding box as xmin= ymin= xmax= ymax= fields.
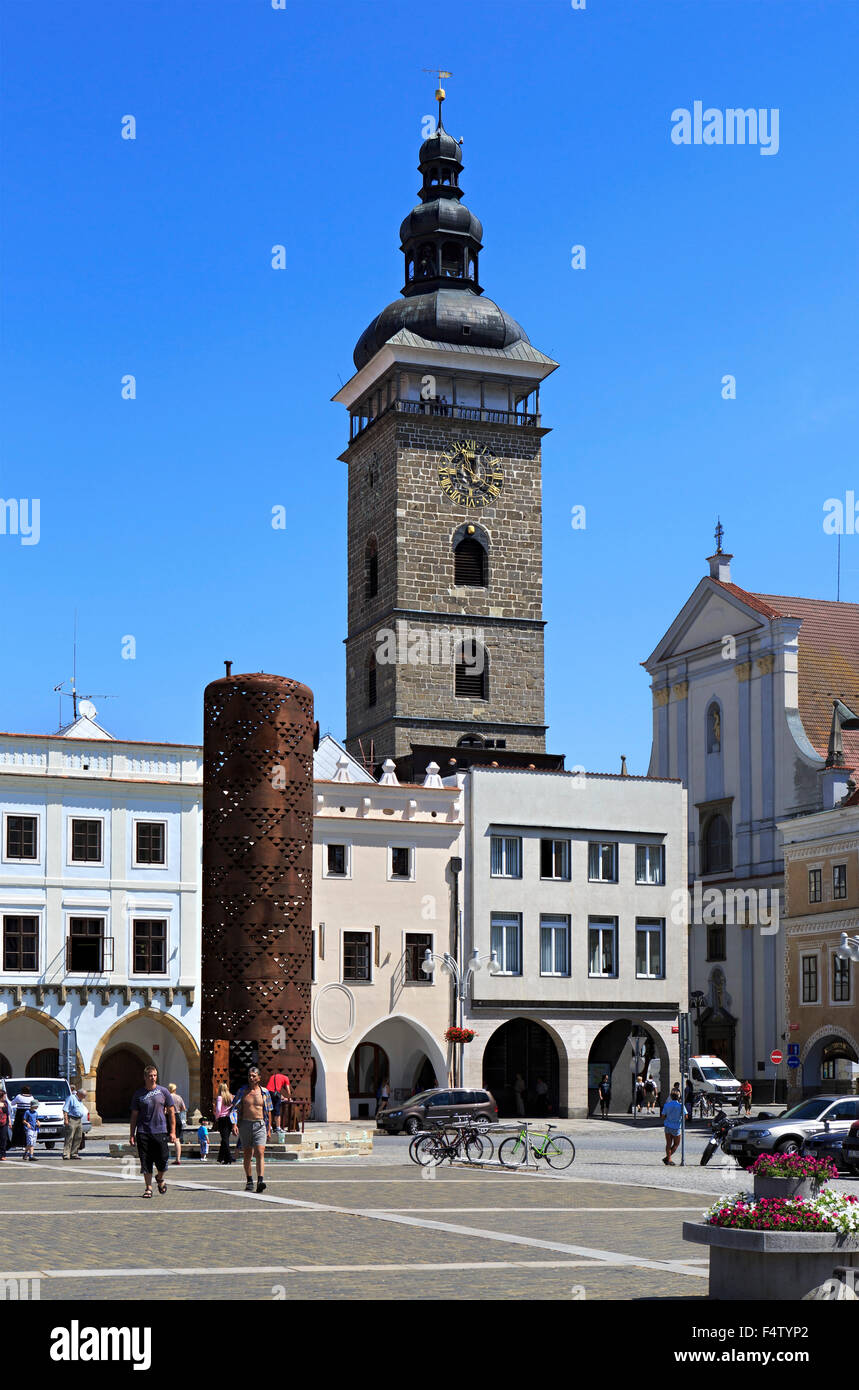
xmin=445 ymin=1027 xmax=477 ymax=1044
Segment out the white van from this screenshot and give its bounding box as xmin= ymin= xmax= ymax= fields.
xmin=688 ymin=1055 xmax=741 ymax=1105
xmin=2 ymin=1077 xmax=91 ymax=1150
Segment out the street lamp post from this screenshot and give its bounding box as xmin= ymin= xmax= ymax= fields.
xmin=422 ymin=948 xmax=501 ymax=1088
xmin=689 ymin=990 xmax=706 ymax=1053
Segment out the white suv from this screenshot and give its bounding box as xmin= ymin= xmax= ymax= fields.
xmin=3 ymin=1077 xmax=92 ymax=1150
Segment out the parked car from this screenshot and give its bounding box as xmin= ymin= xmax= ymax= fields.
xmin=802 ymin=1126 xmax=853 ymax=1173
xmin=2 ymin=1077 xmax=92 ymax=1151
xmin=725 ymin=1094 xmax=859 ymax=1167
xmin=842 ymin=1119 xmax=859 ymax=1176
xmin=376 ymin=1087 xmax=497 ymax=1136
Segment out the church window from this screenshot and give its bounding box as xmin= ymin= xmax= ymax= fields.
xmin=706 ymin=924 xmax=726 ymax=961
xmin=707 ymin=703 xmax=721 ymax=753
xmin=454 ymin=534 xmax=486 ymax=586
xmin=702 ymin=813 xmax=731 ymax=874
xmin=441 ymin=241 xmax=462 ymax=277
xmin=455 ymin=640 xmax=487 ymax=700
xmin=417 ymin=243 xmax=435 ymax=278
xmin=365 ymin=538 xmax=378 ymax=599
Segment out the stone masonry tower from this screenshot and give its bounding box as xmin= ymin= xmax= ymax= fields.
xmin=334 ymin=97 xmax=558 ymax=764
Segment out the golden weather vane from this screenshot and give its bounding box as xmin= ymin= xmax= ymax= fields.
xmin=423 ymin=67 xmax=452 ymax=125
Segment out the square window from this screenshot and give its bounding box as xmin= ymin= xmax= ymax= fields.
xmin=343 ymin=931 xmax=371 ymax=982
xmin=588 ymin=842 xmax=617 ymax=883
xmin=635 ymin=844 xmax=665 ymax=885
xmin=135 ymin=821 xmax=166 ymax=865
xmin=540 ymin=839 xmax=570 ymax=880
xmin=2 ymin=915 xmax=39 ymax=972
xmin=5 ymin=815 xmax=37 ymax=861
xmin=390 ymin=846 xmax=412 ymax=879
xmin=71 ymin=819 xmax=102 ymax=863
xmin=132 ymin=919 xmax=167 ymax=975
xmin=490 ymin=836 xmax=522 ymax=878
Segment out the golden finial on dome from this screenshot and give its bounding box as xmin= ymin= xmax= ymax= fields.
xmin=423 ymin=67 xmax=452 ymax=125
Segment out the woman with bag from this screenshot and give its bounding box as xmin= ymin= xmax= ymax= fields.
xmin=168 ymin=1083 xmax=187 ymax=1164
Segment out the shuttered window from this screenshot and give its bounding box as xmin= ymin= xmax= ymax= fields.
xmin=455 ymin=642 xmax=487 ymax=699
xmin=454 ymin=536 xmax=486 ymax=586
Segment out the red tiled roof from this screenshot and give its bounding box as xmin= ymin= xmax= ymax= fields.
xmin=716 ymin=588 xmax=859 ymax=765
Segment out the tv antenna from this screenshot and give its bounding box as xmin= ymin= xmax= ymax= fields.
xmin=52 ymin=612 xmax=116 ymax=726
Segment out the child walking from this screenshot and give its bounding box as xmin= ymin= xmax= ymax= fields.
xmin=197 ymin=1119 xmax=210 ymax=1161
xmin=23 ymin=1102 xmax=39 ymax=1162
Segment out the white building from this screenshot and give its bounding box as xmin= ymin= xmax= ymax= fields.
xmin=311 ymin=737 xmax=462 ymax=1120
xmin=0 ymin=708 xmax=202 ymax=1121
xmin=461 ymin=765 xmax=687 ymax=1117
xmin=643 ymin=545 xmax=859 ymax=1094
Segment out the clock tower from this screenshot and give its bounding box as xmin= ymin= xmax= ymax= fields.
xmin=334 ymin=101 xmax=558 ymax=765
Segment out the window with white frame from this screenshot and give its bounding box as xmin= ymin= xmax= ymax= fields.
xmin=70 ymin=818 xmax=103 ymax=864
xmin=635 ymin=844 xmax=665 ymax=885
xmin=490 ymin=836 xmax=522 ymax=878
xmin=588 ymin=917 xmax=617 ymax=977
xmin=325 ymin=843 xmax=350 ymax=877
xmin=833 ymin=864 xmax=848 ymax=900
xmin=404 ymin=931 xmax=433 ymax=983
xmin=833 ymin=953 xmax=851 ymax=1003
xmin=490 ymin=913 xmax=522 ymax=975
xmin=132 ymin=919 xmax=167 ymax=974
xmin=801 ymin=953 xmax=818 ymax=1004
xmin=808 ymin=868 xmax=822 ymax=904
xmin=540 ymin=839 xmax=570 ymax=880
xmin=343 ymin=930 xmax=371 ymax=982
xmin=540 ymin=914 xmax=570 ymax=976
xmin=2 ymin=914 xmax=39 ymax=971
xmin=5 ymin=815 xmax=38 ymax=861
xmin=635 ymin=918 xmax=665 ymax=978
xmin=389 ymin=845 xmax=413 ymax=880
xmin=588 ymin=841 xmax=617 ymax=883
xmin=134 ymin=821 xmax=166 ymax=866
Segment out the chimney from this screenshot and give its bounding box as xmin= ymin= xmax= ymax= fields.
xmin=706 ymin=551 xmax=733 ymax=583
xmin=620 ymin=755 xmax=629 ymax=777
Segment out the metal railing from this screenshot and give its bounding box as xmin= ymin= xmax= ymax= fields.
xmin=350 ymin=397 xmax=540 ymax=443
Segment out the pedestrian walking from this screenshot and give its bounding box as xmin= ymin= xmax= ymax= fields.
xmin=740 ymin=1079 xmax=753 ymax=1116
xmin=634 ymin=1074 xmax=646 ymax=1114
xmin=513 ymin=1073 xmax=526 ymax=1117
xmin=0 ymin=1086 xmax=12 ymax=1161
xmin=62 ymin=1088 xmax=87 ymax=1160
xmin=644 ymin=1076 xmax=658 ymax=1113
xmin=214 ymin=1084 xmax=234 ymax=1164
xmin=376 ymin=1077 xmax=390 ymax=1115
xmin=266 ymin=1070 xmax=290 ymax=1134
xmin=167 ymin=1083 xmax=187 ymax=1164
xmin=661 ymin=1084 xmax=684 ymax=1165
xmin=23 ymin=1101 xmax=39 ymax=1161
xmin=197 ymin=1120 xmax=210 ymax=1161
xmin=129 ymin=1064 xmax=176 ymax=1198
xmin=684 ymin=1078 xmax=695 ymax=1119
xmin=10 ymin=1085 xmax=33 ymax=1151
xmin=597 ymin=1074 xmax=611 ymax=1118
xmin=230 ymin=1066 xmax=271 ymax=1193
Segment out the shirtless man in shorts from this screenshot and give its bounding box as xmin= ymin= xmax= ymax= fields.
xmin=230 ymin=1066 xmax=271 ymax=1193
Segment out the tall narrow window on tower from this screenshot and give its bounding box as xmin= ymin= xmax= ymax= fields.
xmin=454 ymin=534 xmax=487 ymax=586
xmin=365 ymin=537 xmax=378 ymax=599
xmin=455 ymin=640 xmax=488 ymax=700
xmin=367 ymin=654 xmax=377 ymax=708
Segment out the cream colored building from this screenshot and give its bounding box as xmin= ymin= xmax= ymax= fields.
xmin=311 ymin=737 xmax=463 ymax=1119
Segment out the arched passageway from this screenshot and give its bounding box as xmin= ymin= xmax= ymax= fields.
xmin=587 ymin=1020 xmax=669 ymax=1116
xmin=482 ymin=1018 xmax=560 ymax=1117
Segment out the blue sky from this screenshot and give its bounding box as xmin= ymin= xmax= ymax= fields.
xmin=1 ymin=0 xmax=856 ymax=771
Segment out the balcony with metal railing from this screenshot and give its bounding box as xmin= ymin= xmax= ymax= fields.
xmin=349 ymin=397 xmax=540 ymax=444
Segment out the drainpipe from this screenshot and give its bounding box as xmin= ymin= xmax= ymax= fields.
xmin=450 ymin=855 xmax=462 ymax=1085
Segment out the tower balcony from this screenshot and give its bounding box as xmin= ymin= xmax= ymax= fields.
xmin=349 ymin=395 xmax=541 ymax=444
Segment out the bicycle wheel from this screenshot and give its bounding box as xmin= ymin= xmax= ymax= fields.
xmin=413 ymin=1135 xmax=443 ymax=1166
xmin=498 ymin=1136 xmax=527 ymax=1167
xmin=544 ymin=1134 xmax=576 ymax=1170
xmin=474 ymin=1131 xmax=494 ymax=1162
xmin=408 ymin=1135 xmax=427 ymax=1164
xmin=464 ymin=1133 xmax=490 ymax=1163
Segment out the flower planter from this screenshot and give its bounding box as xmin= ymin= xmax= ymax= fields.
xmin=753 ymin=1175 xmax=816 ymax=1201
xmin=683 ymin=1221 xmax=859 ymax=1301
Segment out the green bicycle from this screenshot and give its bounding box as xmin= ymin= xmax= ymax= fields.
xmin=498 ymin=1123 xmax=575 ymax=1170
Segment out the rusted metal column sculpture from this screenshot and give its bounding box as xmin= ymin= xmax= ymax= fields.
xmin=201 ymin=671 xmax=314 ymax=1123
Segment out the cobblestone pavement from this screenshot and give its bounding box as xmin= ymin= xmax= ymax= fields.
xmin=1 ymin=1134 xmax=854 ymax=1301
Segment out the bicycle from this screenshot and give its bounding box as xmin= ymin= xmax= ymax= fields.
xmin=411 ymin=1116 xmax=493 ymax=1166
xmin=498 ymin=1123 xmax=575 ymax=1170
xmin=695 ymin=1092 xmax=717 ymax=1121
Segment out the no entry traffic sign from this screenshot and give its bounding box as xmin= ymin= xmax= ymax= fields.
xmin=771 ymin=1049 xmax=783 ymax=1065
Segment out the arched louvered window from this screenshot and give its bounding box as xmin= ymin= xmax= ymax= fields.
xmin=454 ymin=535 xmax=486 ymax=586
xmin=365 ymin=538 xmax=378 ymax=600
xmin=455 ymin=641 xmax=488 ymax=700
xmin=702 ymin=814 xmax=731 ymax=875
xmin=367 ymin=654 xmax=377 ymax=708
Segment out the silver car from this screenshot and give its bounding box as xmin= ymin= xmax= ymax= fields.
xmin=725 ymin=1094 xmax=859 ymax=1167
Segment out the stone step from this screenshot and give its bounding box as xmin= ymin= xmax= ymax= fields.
xmin=108 ymin=1137 xmax=372 ymax=1162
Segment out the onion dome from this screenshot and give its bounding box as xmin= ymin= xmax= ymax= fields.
xmin=353 ymin=112 xmax=530 ymax=369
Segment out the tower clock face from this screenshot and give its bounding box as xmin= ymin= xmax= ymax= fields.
xmin=438 ymin=439 xmax=504 ymax=508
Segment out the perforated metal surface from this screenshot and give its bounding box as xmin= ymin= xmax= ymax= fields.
xmin=200 ymin=673 xmax=314 ymax=1120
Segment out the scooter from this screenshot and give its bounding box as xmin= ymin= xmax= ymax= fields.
xmin=699 ymin=1108 xmax=744 ymax=1166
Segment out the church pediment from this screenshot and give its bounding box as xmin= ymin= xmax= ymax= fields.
xmin=644 ymin=580 xmax=767 ymax=668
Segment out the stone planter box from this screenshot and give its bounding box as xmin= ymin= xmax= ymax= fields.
xmin=683 ymin=1221 xmax=859 ymax=1301
xmin=753 ymin=1175 xmax=817 ymax=1200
